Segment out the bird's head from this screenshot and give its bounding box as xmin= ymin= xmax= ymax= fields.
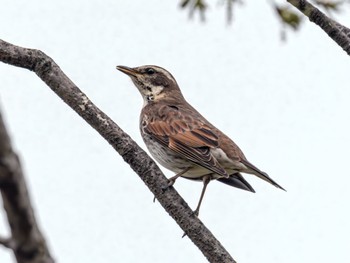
xmin=117 ymin=65 xmax=184 ymax=105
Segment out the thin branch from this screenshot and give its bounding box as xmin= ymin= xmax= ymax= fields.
xmin=0 ymin=236 xmax=15 ymax=250
xmin=0 ymin=39 xmax=236 ymax=263
xmin=287 ymin=0 xmax=350 ymax=55
xmin=0 ymin=109 xmax=54 ymax=263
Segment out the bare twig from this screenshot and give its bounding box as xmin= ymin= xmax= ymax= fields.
xmin=0 ymin=110 xmax=54 ymax=263
xmin=287 ymin=0 xmax=350 ymax=55
xmin=0 ymin=39 xmax=236 ymax=263
xmin=0 ymin=236 xmax=15 ymax=250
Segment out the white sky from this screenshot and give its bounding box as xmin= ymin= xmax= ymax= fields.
xmin=1 ymin=1 xmax=350 ymax=262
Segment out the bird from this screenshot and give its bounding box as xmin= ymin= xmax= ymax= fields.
xmin=117 ymin=65 xmax=285 ymax=216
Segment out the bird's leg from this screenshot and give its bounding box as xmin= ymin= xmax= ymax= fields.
xmin=182 ymin=175 xmax=211 ymax=237
xmin=193 ymin=175 xmax=211 ymax=217
xmin=154 ymin=167 xmax=191 ymax=202
xmin=167 ymin=167 xmax=191 ymax=187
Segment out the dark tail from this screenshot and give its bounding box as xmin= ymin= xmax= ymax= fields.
xmin=217 ymin=173 xmax=255 ymax=193
xmin=240 ymin=159 xmax=286 ymax=191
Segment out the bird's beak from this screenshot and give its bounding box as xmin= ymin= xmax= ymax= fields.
xmin=116 ymin=65 xmax=139 ymax=77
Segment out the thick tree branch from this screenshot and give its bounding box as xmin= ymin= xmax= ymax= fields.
xmin=287 ymin=0 xmax=350 ymax=55
xmin=0 ymin=39 xmax=236 ymax=263
xmin=0 ymin=110 xmax=54 ymax=263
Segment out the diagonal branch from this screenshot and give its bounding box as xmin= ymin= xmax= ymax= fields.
xmin=0 ymin=109 xmax=54 ymax=262
xmin=0 ymin=39 xmax=236 ymax=263
xmin=287 ymin=0 xmax=350 ymax=55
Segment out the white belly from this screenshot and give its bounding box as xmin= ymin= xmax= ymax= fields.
xmin=143 ymin=135 xmax=247 ymax=180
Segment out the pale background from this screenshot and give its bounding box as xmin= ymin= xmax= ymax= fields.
xmin=1 ymin=1 xmax=350 ymax=262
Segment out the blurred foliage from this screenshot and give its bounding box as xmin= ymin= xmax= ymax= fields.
xmin=274 ymin=4 xmax=303 ymax=40
xmin=315 ymin=0 xmax=344 ymax=12
xmin=274 ymin=5 xmax=302 ymax=30
xmin=180 ymin=0 xmax=207 ymax=21
xmin=219 ymin=0 xmax=244 ymax=24
xmin=179 ymin=0 xmax=242 ymax=23
xmin=179 ymin=0 xmax=348 ymax=39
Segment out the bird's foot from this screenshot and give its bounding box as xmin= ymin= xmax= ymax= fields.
xmin=193 ymin=209 xmax=199 ymax=217
xmin=164 ymin=167 xmax=190 ymax=191
xmin=180 ymin=209 xmax=200 ymax=238
xmin=167 ymin=178 xmax=175 ymax=187
xmin=160 ymin=178 xmax=175 ymax=192
xmin=154 ymin=177 xmax=179 ymax=202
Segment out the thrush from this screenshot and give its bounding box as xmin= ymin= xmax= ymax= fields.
xmin=117 ymin=65 xmax=285 ymax=216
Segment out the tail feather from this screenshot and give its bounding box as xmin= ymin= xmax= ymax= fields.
xmin=217 ymin=173 xmax=255 ymax=193
xmin=240 ymin=159 xmax=286 ymax=191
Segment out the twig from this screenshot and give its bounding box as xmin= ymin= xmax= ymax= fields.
xmin=0 ymin=236 xmax=15 ymax=249
xmin=287 ymin=0 xmax=350 ymax=55
xmin=0 ymin=39 xmax=236 ymax=263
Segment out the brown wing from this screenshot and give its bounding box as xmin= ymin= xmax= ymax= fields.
xmin=144 ymin=107 xmax=228 ymax=177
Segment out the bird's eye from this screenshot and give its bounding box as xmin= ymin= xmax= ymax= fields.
xmin=146 ymin=68 xmax=155 ymax=75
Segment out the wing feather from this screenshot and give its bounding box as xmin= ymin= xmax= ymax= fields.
xmin=169 ymin=137 xmax=227 ymax=176
xmin=143 ymin=106 xmax=228 ymax=178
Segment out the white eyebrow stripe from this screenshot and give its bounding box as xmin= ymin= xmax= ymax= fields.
xmin=153 ymin=67 xmax=176 ymax=83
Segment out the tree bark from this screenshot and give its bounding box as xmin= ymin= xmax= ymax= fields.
xmin=0 ymin=39 xmax=236 ymax=263
xmin=287 ymin=0 xmax=350 ymax=55
xmin=0 ymin=111 xmax=54 ymax=263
